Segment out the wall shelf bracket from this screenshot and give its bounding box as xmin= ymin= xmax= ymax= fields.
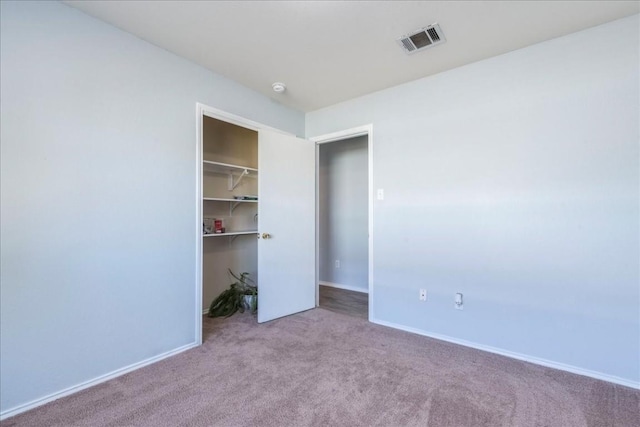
xmin=228 ymin=169 xmax=249 ymax=191
xmin=230 ymin=201 xmax=242 ymax=215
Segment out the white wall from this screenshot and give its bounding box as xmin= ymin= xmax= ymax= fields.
xmin=307 ymin=15 xmax=640 ymax=386
xmin=319 ymin=136 xmax=368 ymax=291
xmin=0 ymin=0 xmax=303 ymax=415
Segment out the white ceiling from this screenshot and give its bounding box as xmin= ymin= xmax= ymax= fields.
xmin=64 ymin=1 xmax=639 ymax=112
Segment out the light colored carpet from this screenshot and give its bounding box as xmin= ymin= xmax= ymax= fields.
xmin=3 ymin=308 xmax=639 ymax=426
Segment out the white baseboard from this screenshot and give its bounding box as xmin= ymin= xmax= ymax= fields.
xmin=370 ymin=317 xmax=639 ymax=390
xmin=319 ymin=281 xmax=368 ymax=294
xmin=0 ymin=342 xmax=198 ymax=421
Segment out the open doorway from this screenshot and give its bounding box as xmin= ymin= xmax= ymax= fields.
xmin=313 ymin=125 xmax=373 ymax=321
xmin=196 ymin=103 xmax=318 ymax=344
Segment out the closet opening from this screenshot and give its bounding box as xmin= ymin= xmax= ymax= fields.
xmin=197 ymin=103 xmax=318 ymax=342
xmin=315 ymin=128 xmax=372 ymax=321
xmin=200 ymin=114 xmax=259 ymax=338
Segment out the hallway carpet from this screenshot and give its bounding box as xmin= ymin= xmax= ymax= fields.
xmin=3 ymin=308 xmax=638 ymax=426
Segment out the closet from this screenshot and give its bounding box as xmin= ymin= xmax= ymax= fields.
xmin=202 ymin=116 xmax=259 ymax=313
xmin=197 ymin=104 xmax=317 ymax=328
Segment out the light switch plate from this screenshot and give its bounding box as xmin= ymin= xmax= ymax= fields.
xmin=377 ymin=189 xmax=384 ymax=200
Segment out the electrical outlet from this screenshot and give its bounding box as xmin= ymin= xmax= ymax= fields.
xmin=335 ymin=260 xmax=340 ymax=269
xmin=377 ymin=189 xmax=384 ymax=200
xmin=419 ymin=289 xmax=427 ymax=301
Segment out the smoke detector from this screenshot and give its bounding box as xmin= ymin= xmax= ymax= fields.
xmin=397 ymin=23 xmax=446 ymax=54
xmin=272 ymin=82 xmax=286 ymax=93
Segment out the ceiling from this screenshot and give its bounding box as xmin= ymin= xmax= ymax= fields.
xmin=64 ymin=1 xmax=639 ymax=112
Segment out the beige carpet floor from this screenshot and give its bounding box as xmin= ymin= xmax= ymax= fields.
xmin=2 ymin=308 xmax=639 ymax=426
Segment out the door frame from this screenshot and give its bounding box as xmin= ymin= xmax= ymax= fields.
xmin=310 ymin=125 xmax=374 ymax=321
xmin=195 ymin=102 xmax=293 ymax=345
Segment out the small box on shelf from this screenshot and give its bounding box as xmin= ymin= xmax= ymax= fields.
xmin=203 ymin=217 xmax=225 ymax=235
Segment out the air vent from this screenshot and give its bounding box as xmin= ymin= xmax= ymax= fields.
xmin=397 ymin=23 xmax=446 ymax=55
xmin=400 ymin=38 xmax=416 ymax=53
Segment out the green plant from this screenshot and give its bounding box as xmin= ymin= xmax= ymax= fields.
xmin=208 ymin=269 xmax=257 ymax=318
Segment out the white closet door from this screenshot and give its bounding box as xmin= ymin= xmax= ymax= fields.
xmin=258 ymin=130 xmax=315 ymax=323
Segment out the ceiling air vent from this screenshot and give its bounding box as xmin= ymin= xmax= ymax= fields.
xmin=397 ymin=23 xmax=446 ymax=54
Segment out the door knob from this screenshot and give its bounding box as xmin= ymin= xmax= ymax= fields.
xmin=261 ymin=233 xmax=271 ymax=239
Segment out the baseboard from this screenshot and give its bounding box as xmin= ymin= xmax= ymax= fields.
xmin=0 ymin=342 xmax=198 ymax=421
xmin=202 ymin=308 xmax=208 ymax=315
xmin=370 ymin=317 xmax=640 ymax=390
xmin=319 ymin=281 xmax=368 ymax=294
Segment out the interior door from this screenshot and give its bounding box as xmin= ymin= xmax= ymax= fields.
xmin=258 ymin=130 xmax=316 ymax=322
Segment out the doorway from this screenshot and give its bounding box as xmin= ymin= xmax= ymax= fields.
xmin=312 ymin=125 xmax=373 ymax=321
xmin=196 ymin=103 xmax=316 ymax=344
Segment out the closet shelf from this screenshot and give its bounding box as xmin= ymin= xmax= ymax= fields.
xmin=203 ymin=197 xmax=258 ymax=203
xmin=203 ymin=160 xmax=258 ymax=175
xmin=203 ymin=230 xmax=258 ymax=237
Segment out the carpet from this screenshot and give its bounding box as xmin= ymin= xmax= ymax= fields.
xmin=3 ymin=308 xmax=639 ymax=426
